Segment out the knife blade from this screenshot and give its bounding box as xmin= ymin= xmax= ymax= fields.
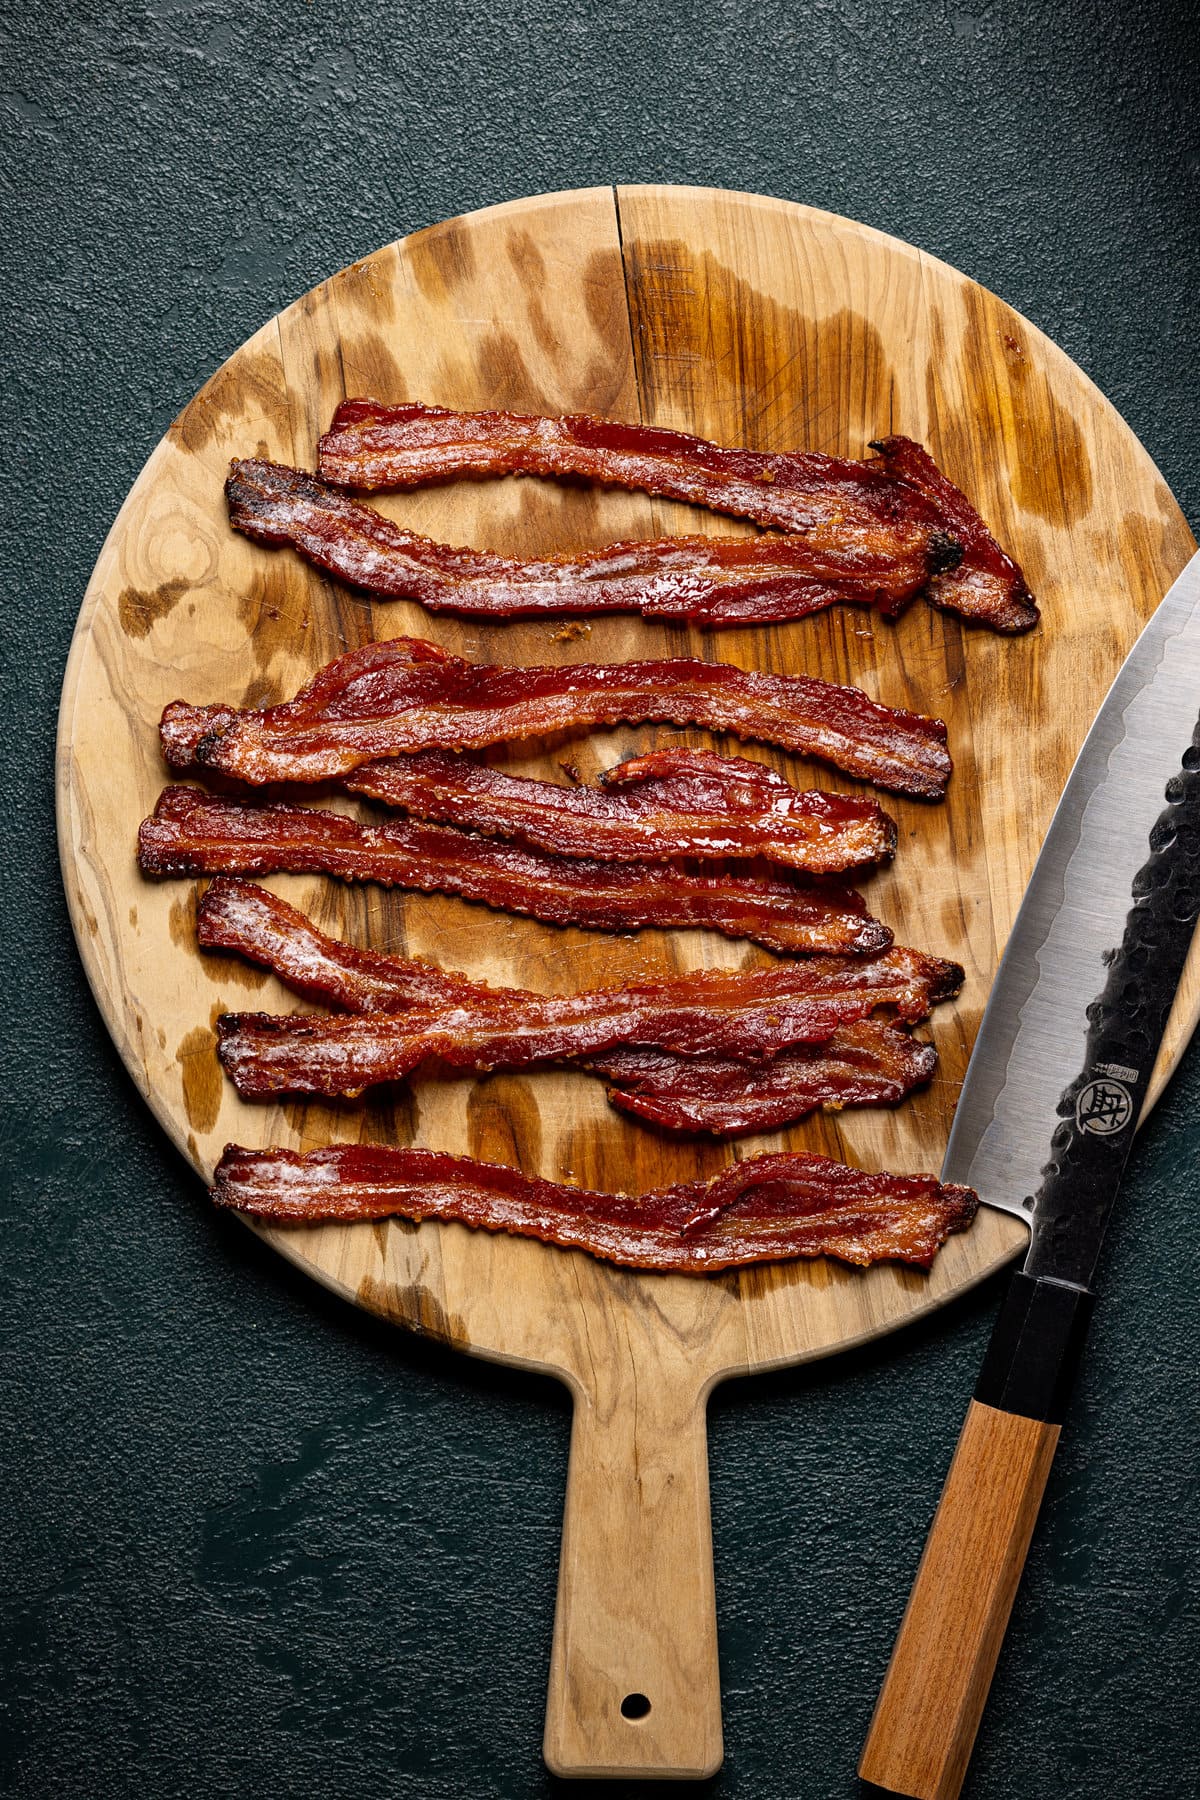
xmin=859 ymin=548 xmax=1200 ymax=1800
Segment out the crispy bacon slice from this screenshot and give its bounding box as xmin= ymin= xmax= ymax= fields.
xmin=345 ymin=748 xmax=897 ymax=874
xmin=212 ymin=1142 xmax=979 ymax=1272
xmin=140 ymin=787 xmax=890 ymax=956
xmin=213 ymin=946 xmax=961 ymax=1099
xmin=316 ymin=401 xmax=1033 ymax=633
xmin=196 ymin=874 xmax=487 ymax=1011
xmin=159 ymin=636 xmax=952 ymax=798
xmin=226 ymin=459 xmax=948 ymax=627
xmin=592 ymin=1027 xmax=937 ymax=1135
xmin=869 ymin=436 xmax=1038 ymax=633
xmin=318 ymin=400 xmax=943 ymax=542
xmin=196 ymin=878 xmax=937 ymax=1133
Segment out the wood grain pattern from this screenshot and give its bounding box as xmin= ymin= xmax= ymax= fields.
xmin=544 ymin=1338 xmax=723 ymax=1778
xmin=858 ymin=1400 xmax=1062 ymax=1800
xmin=56 ymin=186 xmax=1197 ymax=1775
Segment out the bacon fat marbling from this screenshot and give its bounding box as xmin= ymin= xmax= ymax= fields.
xmin=213 ymin=943 xmax=961 ymax=1099
xmin=197 ymin=877 xmax=939 ymax=1133
xmin=315 ymin=400 xmax=1035 ymax=633
xmin=227 ymin=457 xmax=946 ymax=627
xmin=317 ymin=400 xmax=942 ymax=542
xmin=345 ymin=748 xmax=897 ymax=873
xmin=141 ymin=787 xmax=890 ymax=956
xmin=212 ymin=1142 xmax=978 ymax=1272
xmin=159 ymin=635 xmax=953 ymax=798
xmin=593 ymin=1026 xmax=937 ymax=1135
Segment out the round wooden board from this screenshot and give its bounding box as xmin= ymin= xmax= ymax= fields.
xmin=57 ymin=186 xmax=1197 ymax=1777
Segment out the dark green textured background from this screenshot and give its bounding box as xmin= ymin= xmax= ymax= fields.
xmin=2 ymin=4 xmax=1197 ymax=1796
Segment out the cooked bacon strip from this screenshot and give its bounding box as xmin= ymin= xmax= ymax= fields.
xmin=159 ymin=636 xmax=952 ymax=798
xmin=196 ymin=878 xmax=937 ymax=1133
xmin=346 ymin=748 xmax=897 ymax=874
xmin=593 ymin=1026 xmax=937 ymax=1135
xmin=140 ymin=787 xmax=889 ymax=957
xmin=196 ymin=874 xmax=487 ymax=1011
xmin=212 ymin=1143 xmax=979 ymax=1272
xmin=318 ymin=400 xmax=944 ymax=543
xmin=316 ymin=401 xmax=1033 ymax=633
xmin=227 ymin=459 xmax=947 ymax=627
xmin=869 ymin=436 xmax=1038 ymax=633
xmin=213 ymin=946 xmax=961 ymax=1098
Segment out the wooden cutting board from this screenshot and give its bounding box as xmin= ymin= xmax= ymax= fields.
xmin=57 ymin=185 xmax=1197 ymax=1779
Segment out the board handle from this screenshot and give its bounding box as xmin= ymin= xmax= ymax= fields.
xmin=543 ymin=1365 xmax=722 ymax=1779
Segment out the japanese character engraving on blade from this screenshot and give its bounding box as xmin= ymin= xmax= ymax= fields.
xmin=943 ymin=552 xmax=1200 ymax=1223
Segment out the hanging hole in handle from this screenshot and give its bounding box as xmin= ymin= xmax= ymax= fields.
xmin=620 ymin=1693 xmax=652 ymax=1721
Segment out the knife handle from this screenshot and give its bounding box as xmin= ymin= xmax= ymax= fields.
xmin=858 ymin=1273 xmax=1093 ymax=1800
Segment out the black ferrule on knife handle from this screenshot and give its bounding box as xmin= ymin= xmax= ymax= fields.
xmin=974 ymin=1272 xmax=1094 ymax=1423
xmin=1023 ymin=729 xmax=1200 ymax=1292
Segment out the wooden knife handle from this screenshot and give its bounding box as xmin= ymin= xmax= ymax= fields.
xmin=859 ymin=1271 xmax=1093 ymax=1799
xmin=858 ymin=1399 xmax=1060 ymax=1799
xmin=543 ymin=1369 xmax=722 ymax=1780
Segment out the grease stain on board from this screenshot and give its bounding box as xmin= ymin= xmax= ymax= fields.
xmin=473 ymin=324 xmax=559 ymax=417
xmin=341 ymin=330 xmax=406 ymax=407
xmin=199 ymin=949 xmax=269 ymax=993
xmin=620 ymin=238 xmax=897 ymax=457
xmin=930 ymin=284 xmax=1095 ymax=530
xmin=405 ymin=216 xmax=477 ymax=302
xmin=176 ymin=1025 xmax=221 ymax=1133
xmin=419 ymin=233 xmax=637 ymax=430
xmin=118 ymin=578 xmax=189 ymax=640
xmin=357 ymin=1273 xmax=468 ymax=1346
xmin=467 ymin=1075 xmax=543 ymax=1171
xmin=581 ymin=247 xmax=641 ymax=412
xmin=234 ymin=561 xmax=319 ymax=678
xmin=172 ymin=351 xmax=290 ymax=456
xmin=168 ymin=890 xmax=199 ymax=949
xmin=358 ymin=1089 xmax=419 ymax=1147
xmin=1112 ymin=510 xmax=1198 ymax=612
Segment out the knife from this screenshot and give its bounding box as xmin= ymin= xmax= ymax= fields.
xmin=858 ymin=548 xmax=1200 ymax=1800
